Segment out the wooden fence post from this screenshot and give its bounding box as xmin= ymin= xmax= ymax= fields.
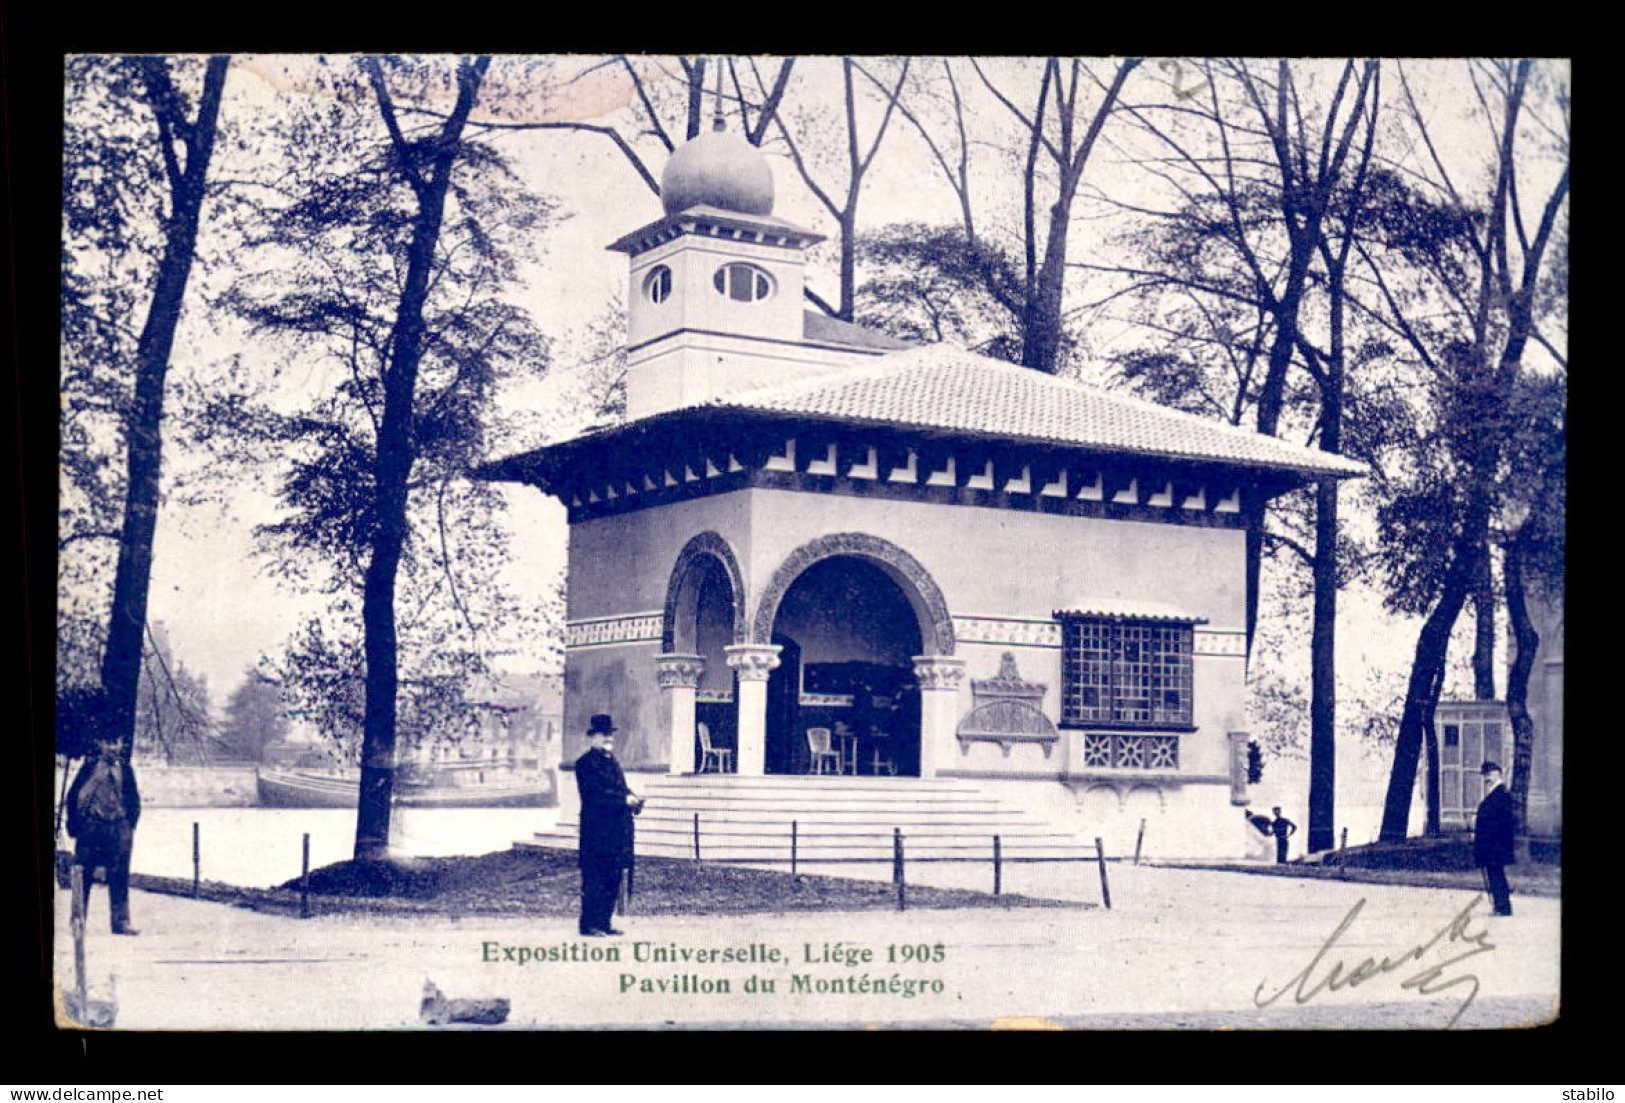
xmin=300 ymin=833 xmax=311 ymax=919
xmin=993 ymin=835 xmax=1002 ymax=896
xmin=192 ymin=821 xmax=201 ymax=898
xmin=894 ymin=828 xmax=906 ymax=911
xmin=791 ymin=820 xmax=798 ymax=876
xmin=692 ymin=813 xmax=701 ymax=863
xmin=1095 ymin=837 xmax=1112 ymax=910
xmin=70 ymin=864 xmax=87 ymax=1011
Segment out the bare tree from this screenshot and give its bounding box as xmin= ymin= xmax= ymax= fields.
xmin=878 ymin=56 xmax=1140 ymax=372
xmin=1094 ymin=59 xmax=1385 ymax=851
xmin=764 ymin=57 xmax=911 ymax=320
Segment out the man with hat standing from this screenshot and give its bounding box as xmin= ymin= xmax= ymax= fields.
xmin=1474 ymin=761 xmax=1516 ymax=916
xmin=65 ymin=735 xmax=142 ymax=935
xmin=575 ymin=714 xmax=643 ymax=937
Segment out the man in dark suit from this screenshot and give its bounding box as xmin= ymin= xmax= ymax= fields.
xmin=1474 ymin=760 xmax=1516 ymax=916
xmin=1270 ymin=806 xmax=1297 ymax=864
xmin=575 ymin=714 xmax=642 ymax=937
xmin=65 ymin=736 xmax=142 ymax=935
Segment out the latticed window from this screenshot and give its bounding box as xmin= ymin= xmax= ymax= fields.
xmin=1079 ymin=733 xmax=1180 ymax=770
xmin=1060 ymin=616 xmax=1193 ymax=727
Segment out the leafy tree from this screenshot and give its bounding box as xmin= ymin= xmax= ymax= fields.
xmin=207 ymin=55 xmax=550 ymax=861
xmin=855 ymin=222 xmax=1028 ymax=361
xmin=59 ymin=56 xmax=230 ymax=766
xmin=1366 ymin=59 xmax=1568 ymax=842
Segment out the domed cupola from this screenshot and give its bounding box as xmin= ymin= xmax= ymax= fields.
xmin=660 ymin=119 xmax=775 ymax=217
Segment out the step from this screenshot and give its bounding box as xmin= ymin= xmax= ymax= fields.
xmin=517 ymin=835 xmax=1087 ymax=862
xmin=636 ymin=775 xmax=979 ymax=791
xmin=534 ymin=774 xmax=1094 ymax=865
xmin=561 ymin=802 xmax=1019 ymax=821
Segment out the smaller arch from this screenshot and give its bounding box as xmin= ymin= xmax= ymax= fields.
xmin=751 ymin=532 xmax=955 ymax=655
xmin=662 ymin=532 xmax=747 ymax=652
xmin=1084 ymin=784 xmax=1124 ymax=814
xmin=1125 ymin=785 xmax=1168 ymax=814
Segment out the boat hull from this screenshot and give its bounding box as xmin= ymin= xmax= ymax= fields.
xmin=255 ymin=768 xmax=555 ymax=809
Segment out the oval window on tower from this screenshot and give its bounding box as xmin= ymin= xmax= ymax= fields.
xmin=712 ymin=262 xmax=773 ymax=303
xmin=644 ymin=264 xmax=673 ymax=304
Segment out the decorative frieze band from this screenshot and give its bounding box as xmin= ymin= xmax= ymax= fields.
xmin=562 ymin=431 xmax=1249 ymax=530
xmin=953 ymin=615 xmax=1062 ymax=650
xmin=1193 ymin=628 xmax=1247 ymax=658
xmin=565 ymin=611 xmax=664 ymax=650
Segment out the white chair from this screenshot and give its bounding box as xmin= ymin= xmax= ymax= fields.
xmin=698 ymin=722 xmax=733 ymax=774
xmin=806 ymin=727 xmax=842 ymax=775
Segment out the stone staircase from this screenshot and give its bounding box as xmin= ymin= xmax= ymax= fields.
xmin=518 ymin=774 xmax=1091 ymax=864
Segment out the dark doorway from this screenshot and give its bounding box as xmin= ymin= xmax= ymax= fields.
xmin=765 ymin=555 xmax=923 ymax=776
xmin=766 ymin=633 xmax=802 ymax=774
xmin=671 ymin=553 xmax=739 ymax=771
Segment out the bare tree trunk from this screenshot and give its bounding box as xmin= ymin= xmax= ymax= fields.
xmin=1423 ymin=702 xmax=1442 ymax=835
xmin=354 ymin=57 xmax=489 ymax=862
xmin=99 ymin=57 xmax=229 ymax=761
xmin=1472 ymin=542 xmax=1497 ymax=699
xmin=1504 ymin=528 xmax=1540 ymax=863
xmin=1379 ymin=512 xmax=1487 ymax=841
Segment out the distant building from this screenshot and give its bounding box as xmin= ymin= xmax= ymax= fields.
xmin=480 ymin=122 xmax=1363 ymax=857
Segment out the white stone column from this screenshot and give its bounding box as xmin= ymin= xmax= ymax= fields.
xmin=725 ymin=643 xmax=782 ymax=777
xmin=912 ymin=656 xmax=967 ymax=780
xmin=654 ymin=654 xmax=706 ymax=774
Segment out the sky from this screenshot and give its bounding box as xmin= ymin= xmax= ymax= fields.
xmin=66 ymin=56 xmax=1567 ymax=773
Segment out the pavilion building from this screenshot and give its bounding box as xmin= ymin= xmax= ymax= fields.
xmin=479 ymin=123 xmax=1365 ymax=860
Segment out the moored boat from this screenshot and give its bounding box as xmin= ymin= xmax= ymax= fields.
xmin=255 ymin=763 xmax=555 ymax=809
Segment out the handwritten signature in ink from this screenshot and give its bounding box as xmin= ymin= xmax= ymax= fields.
xmin=1254 ymin=894 xmax=1497 ymax=1028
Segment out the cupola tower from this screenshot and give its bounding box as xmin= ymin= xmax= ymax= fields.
xmin=609 ymin=117 xmax=831 ymax=420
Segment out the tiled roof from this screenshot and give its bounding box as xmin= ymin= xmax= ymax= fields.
xmin=702 ymin=343 xmax=1366 ymax=479
xmin=803 ymin=310 xmax=917 ymax=352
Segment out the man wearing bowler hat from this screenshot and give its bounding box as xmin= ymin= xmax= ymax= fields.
xmin=1474 ymin=761 xmax=1516 ymax=916
xmin=575 ymin=714 xmax=643 ymax=936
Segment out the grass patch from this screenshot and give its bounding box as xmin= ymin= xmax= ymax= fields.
xmin=129 ymin=846 xmax=1080 ymax=917
xmin=1161 ymin=859 xmax=1561 ymax=898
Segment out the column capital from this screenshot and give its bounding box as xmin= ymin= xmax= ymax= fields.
xmin=654 ymin=652 xmax=706 ymax=689
xmin=724 ymin=643 xmax=783 ymax=682
xmin=912 ymin=655 xmax=967 ymax=691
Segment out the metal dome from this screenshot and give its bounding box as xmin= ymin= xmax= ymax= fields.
xmin=660 ymin=126 xmax=775 ymax=217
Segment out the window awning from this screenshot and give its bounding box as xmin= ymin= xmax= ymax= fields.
xmin=1053 ymin=603 xmax=1209 ymax=625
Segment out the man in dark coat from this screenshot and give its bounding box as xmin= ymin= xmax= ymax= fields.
xmin=65 ymin=736 xmax=142 ymax=935
xmin=1474 ymin=761 xmax=1516 ymax=916
xmin=1270 ymin=807 xmax=1297 ymax=864
xmin=575 ymin=714 xmax=642 ymax=937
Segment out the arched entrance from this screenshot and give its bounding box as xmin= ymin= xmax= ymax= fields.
xmin=764 ymin=555 xmax=926 ymax=776
xmin=661 ymin=533 xmax=745 ymax=773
